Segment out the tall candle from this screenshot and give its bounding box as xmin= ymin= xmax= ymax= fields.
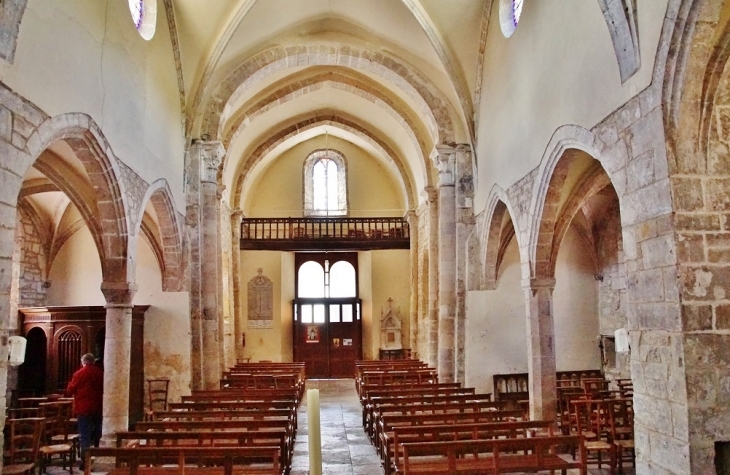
xmin=307 ymin=389 xmax=322 ymax=475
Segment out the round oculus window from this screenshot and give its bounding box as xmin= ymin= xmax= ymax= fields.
xmin=499 ymin=0 xmax=523 ymax=38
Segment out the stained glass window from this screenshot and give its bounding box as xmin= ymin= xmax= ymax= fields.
xmin=500 ymin=0 xmax=524 ymax=38
xmin=128 ymin=0 xmax=144 ymax=29
xmin=128 ymin=0 xmax=157 ymax=40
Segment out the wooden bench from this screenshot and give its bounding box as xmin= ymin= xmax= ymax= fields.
xmin=370 ymin=398 xmax=507 ymax=441
xmin=84 ymin=446 xmax=281 ymax=475
xmin=184 ymin=389 xmax=300 ymax=406
xmin=397 ymin=435 xmax=586 ymax=475
xmin=388 ymin=420 xmax=556 ymax=474
xmin=360 ymin=384 xmax=472 ymax=429
xmin=134 ymin=419 xmax=295 ymax=461
xmin=376 ymin=409 xmax=524 ymax=459
xmin=114 ymin=430 xmax=290 ymax=474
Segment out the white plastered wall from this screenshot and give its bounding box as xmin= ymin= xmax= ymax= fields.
xmin=46 ymin=226 xmax=104 ymax=305
xmin=2 ymin=0 xmax=186 ymax=208
xmin=136 ymin=235 xmax=191 ymax=405
xmin=474 ymin=0 xmax=668 ymax=207
xmin=465 ymin=236 xmax=526 ymax=394
xmin=553 ymin=224 xmax=601 ymax=371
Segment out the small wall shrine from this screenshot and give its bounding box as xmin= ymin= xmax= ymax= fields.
xmin=379 ymin=298 xmax=403 ymax=350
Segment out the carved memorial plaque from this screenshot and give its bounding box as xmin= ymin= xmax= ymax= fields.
xmin=248 ymin=268 xmax=273 ymax=329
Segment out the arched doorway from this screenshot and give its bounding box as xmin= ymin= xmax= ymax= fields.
xmin=293 ymin=253 xmax=362 ymax=378
xmin=18 ymin=327 xmax=48 ymax=395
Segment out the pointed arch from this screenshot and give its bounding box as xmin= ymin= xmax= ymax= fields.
xmin=233 ymin=113 xmax=418 ymax=210
xmin=527 ymin=125 xmax=609 ymax=279
xmin=195 ymin=43 xmax=456 ymax=146
xmin=479 ymin=185 xmax=523 ymax=290
xmin=24 ymin=113 xmax=131 ymax=283
xmin=135 ymin=179 xmax=184 ymax=292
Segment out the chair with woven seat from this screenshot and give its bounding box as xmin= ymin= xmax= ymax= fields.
xmin=3 ymin=417 xmax=45 ymax=475
xmin=571 ymin=398 xmax=613 ymax=473
xmin=607 ymin=397 xmax=635 ymax=474
xmin=38 ymin=401 xmax=75 ymax=473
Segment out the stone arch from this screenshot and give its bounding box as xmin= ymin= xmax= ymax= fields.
xmin=527 ymin=125 xmax=610 ymax=279
xmin=196 ymin=43 xmax=456 ymax=146
xmin=23 ymin=112 xmax=131 ymax=283
xmin=479 ymin=185 xmax=524 ymax=290
xmin=233 ymin=113 xmax=419 ymax=209
xmin=134 ymin=179 xmax=184 ymax=292
xmin=221 ymin=72 xmax=432 ymax=179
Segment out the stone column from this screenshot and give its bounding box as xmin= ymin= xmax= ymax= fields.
xmin=424 ymin=186 xmax=439 ymax=368
xmin=454 ymin=144 xmax=474 ymax=384
xmin=431 ymin=145 xmax=457 ymax=382
xmin=231 ymin=210 xmax=244 ymax=361
xmin=200 ymin=143 xmax=224 ymax=389
xmin=100 ymin=282 xmax=137 ymax=440
xmin=405 ymin=210 xmax=419 ymax=354
xmin=523 ymin=278 xmax=557 ymax=421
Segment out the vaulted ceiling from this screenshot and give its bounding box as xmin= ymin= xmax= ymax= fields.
xmin=169 ymin=0 xmax=487 ymax=210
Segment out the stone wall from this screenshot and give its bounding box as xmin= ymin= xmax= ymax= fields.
xmin=16 ymin=206 xmax=46 ymax=307
xmin=595 ymin=200 xmax=630 ymax=378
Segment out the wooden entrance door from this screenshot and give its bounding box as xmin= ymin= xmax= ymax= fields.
xmin=293 ymin=298 xmax=362 ymax=378
xmin=292 ymin=253 xmax=362 ymax=378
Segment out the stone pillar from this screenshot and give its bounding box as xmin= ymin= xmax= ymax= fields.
xmin=231 ymin=210 xmax=244 ymax=361
xmin=100 ymin=282 xmax=137 ymax=440
xmin=431 ymin=145 xmax=457 ymax=382
xmin=523 ymin=278 xmax=557 ymax=421
xmin=424 ymin=186 xmax=439 ymax=368
xmin=454 ymin=144 xmax=474 ymax=384
xmin=187 ymin=140 xmax=225 ymax=390
xmin=405 ymin=210 xmax=419 ymax=353
xmin=200 ymin=144 xmax=224 ymax=389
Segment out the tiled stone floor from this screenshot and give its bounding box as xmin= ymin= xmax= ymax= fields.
xmin=44 ymin=379 xmax=635 ymax=474
xmin=290 ymin=379 xmax=384 ymax=475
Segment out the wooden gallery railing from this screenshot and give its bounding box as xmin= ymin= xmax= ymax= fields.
xmin=240 ymin=217 xmax=410 ymax=250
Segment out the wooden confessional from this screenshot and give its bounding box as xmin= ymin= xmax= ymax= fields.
xmin=17 ymin=305 xmax=148 ymax=426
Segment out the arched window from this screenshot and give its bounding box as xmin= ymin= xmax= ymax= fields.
xmin=499 ymin=0 xmax=523 ymax=38
xmin=128 ymin=0 xmax=157 ymax=40
xmin=303 ymin=149 xmax=348 ymax=216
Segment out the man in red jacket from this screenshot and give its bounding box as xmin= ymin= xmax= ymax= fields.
xmin=65 ymin=353 xmax=103 ymax=469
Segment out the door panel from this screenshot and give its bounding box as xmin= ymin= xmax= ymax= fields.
xmin=293 ymin=299 xmax=361 ymax=378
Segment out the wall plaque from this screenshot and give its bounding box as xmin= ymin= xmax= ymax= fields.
xmin=248 ymin=268 xmax=273 ymax=329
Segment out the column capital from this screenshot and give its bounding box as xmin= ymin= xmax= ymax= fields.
xmin=522 ymin=277 xmax=557 ymax=291
xmin=422 ymin=186 xmax=438 ymax=203
xmin=430 ymin=144 xmax=457 ymax=187
xmin=191 ymin=140 xmax=226 ymax=183
xmin=231 ymin=209 xmax=245 ymax=219
xmin=404 ymin=210 xmax=417 ymax=227
xmin=101 ymin=282 xmax=138 ymax=307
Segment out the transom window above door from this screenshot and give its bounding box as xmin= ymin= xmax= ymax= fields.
xmin=303 ymin=149 xmax=348 ymax=216
xmin=297 ymin=259 xmax=356 ymax=298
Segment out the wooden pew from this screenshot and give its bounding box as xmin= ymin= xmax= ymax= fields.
xmin=368 ymin=396 xmax=502 ymax=440
xmin=84 ymin=446 xmax=281 ymax=475
xmin=183 ymin=389 xmax=300 ymax=406
xmin=358 ymin=369 xmax=437 ymax=394
xmin=134 ymin=419 xmax=295 ymax=464
xmin=360 ymin=384 xmax=471 ymax=429
xmin=376 ymin=409 xmax=525 ymax=459
xmin=387 ymin=420 xmax=556 ymax=474
xmin=396 ymin=435 xmax=586 ymax=475
xmin=114 ymin=430 xmax=290 ymax=474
